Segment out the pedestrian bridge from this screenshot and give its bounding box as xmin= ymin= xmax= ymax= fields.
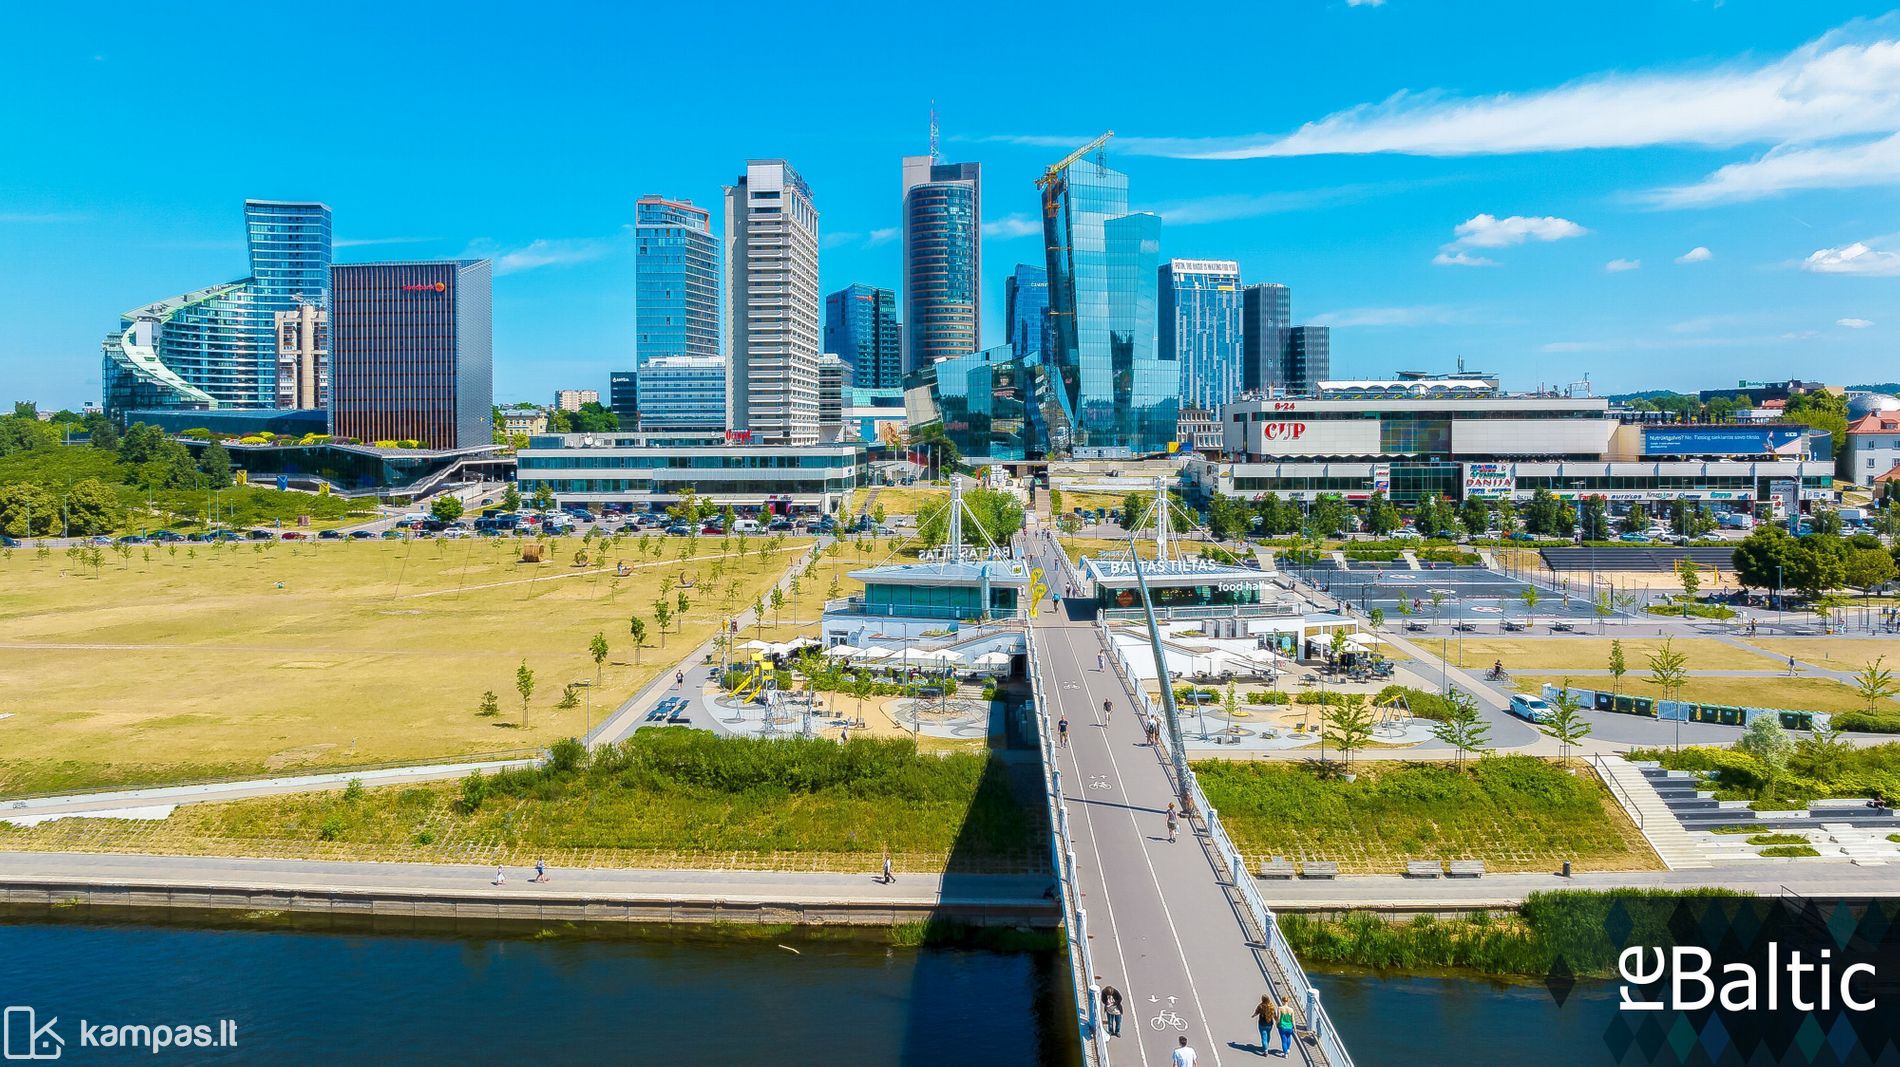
xmin=1026 ymin=531 xmax=1353 ymax=1067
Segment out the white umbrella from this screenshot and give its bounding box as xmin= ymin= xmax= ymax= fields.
xmin=741 ymin=640 xmax=775 ymax=651
xmin=855 ymin=646 xmax=896 ymax=660
xmin=913 ymin=648 xmax=964 ymax=666
xmin=822 ymin=644 xmax=862 ymax=659
xmin=972 ymin=651 xmax=1011 ymax=667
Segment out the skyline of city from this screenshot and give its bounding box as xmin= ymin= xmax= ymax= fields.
xmin=6 ymin=4 xmax=1900 ymax=409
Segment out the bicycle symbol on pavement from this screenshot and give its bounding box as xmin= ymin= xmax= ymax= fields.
xmin=1151 ymin=1009 xmax=1188 ymax=1032
xmin=1088 ymin=775 xmax=1110 ymax=790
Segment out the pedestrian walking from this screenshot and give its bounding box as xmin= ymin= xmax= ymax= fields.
xmin=1100 ymin=985 xmax=1124 ymax=1038
xmin=534 ymin=858 xmax=548 ymax=883
xmin=675 ymin=670 xmax=684 ymax=688
xmin=880 ymin=849 xmax=895 ymax=885
xmin=1165 ymin=801 xmax=1179 ymax=843
xmin=1252 ymin=995 xmax=1276 ymax=1056
xmin=1276 ymin=1000 xmax=1296 ymax=1057
xmin=1171 ymin=1036 xmax=1198 ymax=1067
xmin=1102 ymin=699 xmax=1113 ymax=725
xmin=1058 ymin=715 xmax=1070 ymax=747
xmin=1097 ymin=651 xmax=1106 ymax=672
xmin=492 ymin=866 xmax=506 ymax=886
xmin=1788 ymin=655 xmax=1798 ymax=676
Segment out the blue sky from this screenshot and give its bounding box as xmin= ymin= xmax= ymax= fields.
xmin=4 ymin=1 xmax=1899 ymax=408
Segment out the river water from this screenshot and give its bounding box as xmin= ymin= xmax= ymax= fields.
xmin=0 ymin=917 xmax=1074 ymax=1065
xmin=1319 ymin=969 xmax=1620 ymax=1066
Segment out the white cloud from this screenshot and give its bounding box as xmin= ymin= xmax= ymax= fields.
xmin=1540 ymin=331 xmax=1818 ymax=353
xmin=1307 ymin=304 xmax=1475 ymax=327
xmin=1432 ymin=251 xmax=1498 ymax=267
xmin=1675 ymin=246 xmax=1714 ymax=263
xmin=1801 ymin=241 xmax=1900 ymax=275
xmin=461 ymin=237 xmax=612 ymax=275
xmin=866 ymin=227 xmax=899 ymax=246
xmin=1447 ymin=213 xmax=1588 ymax=249
xmin=1605 ymin=258 xmax=1641 ymax=272
xmin=1647 ymin=132 xmax=1900 ymax=207
xmin=1346 ymin=0 xmax=1385 ymax=6
xmin=335 ymin=236 xmax=436 ymax=249
xmin=982 ymin=214 xmax=1043 ymax=239
xmin=1086 ymin=29 xmax=1900 ymax=161
xmin=1838 ymin=317 xmax=1876 ymax=328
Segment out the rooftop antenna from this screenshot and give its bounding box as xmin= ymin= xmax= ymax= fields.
xmin=929 ymin=101 xmax=940 ymax=163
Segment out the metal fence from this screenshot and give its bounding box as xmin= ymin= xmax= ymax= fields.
xmin=1095 ymin=613 xmax=1355 ymax=1067
xmin=1026 ymin=623 xmax=1109 ymax=1067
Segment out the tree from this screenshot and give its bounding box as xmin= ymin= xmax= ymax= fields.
xmin=1307 ymin=494 xmax=1351 ymax=538
xmin=1431 ymin=687 xmax=1491 ymax=769
xmin=1783 ymin=390 xmax=1851 ymax=478
xmin=0 ymin=483 xmax=58 ymax=537
xmin=1428 ymin=590 xmax=1446 ymax=627
xmin=431 ymin=496 xmax=465 ymax=522
xmin=1738 ymin=715 xmax=1793 ymax=798
xmin=1522 ymin=488 xmax=1566 ymax=537
xmin=1579 ymin=495 xmax=1611 ymax=542
xmin=1519 ymin=586 xmax=1540 ymax=628
xmin=1674 ymin=559 xmax=1701 ymax=605
xmin=1608 ymin=639 xmax=1627 ymax=697
xmin=571 ymin=400 xmax=618 ymax=433
xmin=1459 ymin=497 xmax=1491 ymax=539
xmin=1542 ymin=684 xmax=1594 ymax=764
xmin=751 ymin=595 xmax=766 ymax=635
xmin=1731 ymin=525 xmax=1806 ymax=594
xmin=1207 ymin=492 xmax=1256 ymax=541
xmin=502 ymin=483 xmax=522 ymax=512
xmin=1321 ymin=694 xmax=1376 ymax=771
xmin=477 ymin=690 xmax=500 ymax=717
xmin=1619 ymin=501 xmax=1650 ymax=535
xmin=514 ymin=660 xmax=536 ymax=726
xmin=847 ymin=669 xmax=875 ymax=719
xmin=588 ymin=631 xmax=609 ymax=684
xmin=1852 ymin=656 xmax=1898 ymax=716
xmin=1362 ymin=491 xmax=1401 ymax=537
xmin=1369 ymin=607 xmax=1386 ymax=630
xmin=1645 ymin=638 xmax=1690 ymax=749
xmin=676 ymin=590 xmax=690 ymax=623
xmin=653 ymin=600 xmax=671 ymax=641
xmin=531 ymin=483 xmax=556 ymax=511
xmin=1844 ymin=547 xmax=1897 ymax=599
xmin=628 ymin=615 xmax=647 ymax=662
xmin=63 ymin=478 xmax=122 ymax=536
xmin=770 ymin=586 xmax=785 ymax=625
xmin=198 ymin=439 xmax=233 ymax=488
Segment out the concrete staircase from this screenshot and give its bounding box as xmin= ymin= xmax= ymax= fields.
xmin=1400 ymin=550 xmax=1421 ymax=571
xmin=1595 ymin=756 xmax=1713 ymax=869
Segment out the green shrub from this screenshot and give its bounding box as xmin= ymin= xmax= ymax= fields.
xmin=317 ymin=814 xmax=346 ymax=841
xmin=1374 ymin=685 xmax=1455 ymax=722
xmin=1759 ymin=845 xmax=1820 ymax=858
xmin=413 ymin=828 xmax=436 ymax=845
xmin=1747 ymin=833 xmax=1810 ymax=846
xmin=1710 ymin=824 xmax=1769 ymax=835
xmin=1830 ymin=712 xmax=1900 ymax=734
xmin=1245 ymin=691 xmax=1291 ymax=705
xmin=458 ymin=770 xmax=489 ymax=813
xmin=341 ymin=778 xmax=365 ymax=802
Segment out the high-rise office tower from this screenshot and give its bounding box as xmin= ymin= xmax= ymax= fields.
xmin=1041 ymin=150 xmax=1173 ymax=456
xmin=1159 ymin=260 xmax=1243 ymax=413
xmin=1004 ymin=264 xmax=1048 ymax=358
xmin=818 ymin=353 xmax=851 ymax=440
xmin=823 ymin=284 xmax=900 ymax=389
xmin=724 ymin=161 xmax=821 ymax=445
xmin=1241 ymin=283 xmax=1292 ymax=395
xmin=609 ymin=370 xmax=639 ymax=428
xmin=900 ymin=156 xmax=981 ymax=373
xmin=634 ymin=356 xmax=726 ymax=430
xmin=102 ymin=199 xmax=332 ymax=418
xmin=634 ymin=196 xmax=720 ymax=368
xmin=329 ymin=260 xmax=493 ymax=449
xmin=1287 ymin=326 xmax=1331 ymax=395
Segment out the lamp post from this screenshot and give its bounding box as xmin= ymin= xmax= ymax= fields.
xmin=570 ymin=678 xmax=594 ymax=741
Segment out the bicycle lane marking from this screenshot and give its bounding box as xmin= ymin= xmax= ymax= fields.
xmin=1054 ymin=622 xmax=1227 ymax=1067
xmin=1042 ymin=618 xmax=1149 ymax=1067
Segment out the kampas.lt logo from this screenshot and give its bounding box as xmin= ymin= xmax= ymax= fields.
xmin=3 ymin=1007 xmax=63 ymax=1061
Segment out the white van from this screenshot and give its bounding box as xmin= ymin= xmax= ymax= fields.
xmin=731 ymin=518 xmax=761 ymax=534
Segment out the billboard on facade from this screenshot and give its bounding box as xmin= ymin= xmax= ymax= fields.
xmin=1371 ymin=464 xmax=1390 ymax=493
xmin=1463 ymin=461 xmax=1515 ymax=497
xmin=1642 ymin=426 xmax=1805 ymax=456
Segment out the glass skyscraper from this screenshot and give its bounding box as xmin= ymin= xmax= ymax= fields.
xmin=1159 ymin=259 xmax=1243 ymax=413
xmin=901 ymin=157 xmax=981 ymax=373
xmin=1242 ymin=283 xmax=1292 ymax=395
xmin=1004 ymin=264 xmax=1048 ymax=358
xmin=823 ymin=283 xmax=900 ymax=388
xmin=1288 ymin=326 xmax=1331 ymax=395
xmin=102 ymin=200 xmax=332 ymax=418
xmin=1041 ymin=153 xmax=1172 ymax=456
xmin=634 ymin=197 xmax=720 ymax=371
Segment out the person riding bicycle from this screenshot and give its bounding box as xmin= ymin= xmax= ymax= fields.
xmin=1491 ymin=659 xmax=1505 ymax=678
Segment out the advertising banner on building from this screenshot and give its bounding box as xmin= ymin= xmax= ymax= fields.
xmin=1642 ymin=426 xmax=1806 ymax=456
xmin=1463 ymin=461 xmax=1515 ymax=498
xmin=1371 ymin=465 xmax=1390 ymax=493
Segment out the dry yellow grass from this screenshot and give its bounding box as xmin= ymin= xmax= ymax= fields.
xmin=0 ymin=534 xmax=812 ymax=796
xmin=1441 ymin=637 xmax=1777 ymax=671
xmin=1740 ymin=639 xmax=1900 ymax=670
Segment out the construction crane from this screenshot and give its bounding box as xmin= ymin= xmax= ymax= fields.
xmin=1035 ymin=130 xmax=1114 ymax=189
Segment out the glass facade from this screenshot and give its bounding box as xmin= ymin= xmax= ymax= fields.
xmin=1242 ymin=283 xmax=1291 ymax=395
xmin=1288 ymin=326 xmax=1330 ymax=394
xmin=1159 ymin=260 xmax=1243 ymax=414
xmin=1042 ymin=157 xmax=1173 ymax=456
xmin=103 ymin=200 xmax=331 ymax=419
xmin=861 ymin=582 xmax=1018 ymax=621
xmin=329 ymin=260 xmax=493 ymax=449
xmin=823 ymin=283 xmax=901 ymax=388
xmin=608 ymin=371 xmax=638 ymax=427
xmin=901 ymin=158 xmax=981 ymax=373
xmin=634 ymin=356 xmax=726 ymax=429
xmin=634 ymin=197 xmax=720 ymax=367
xmin=1005 ymin=264 xmax=1048 ymax=358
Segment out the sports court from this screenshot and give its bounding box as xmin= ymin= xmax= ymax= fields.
xmin=1299 ymin=562 xmax=1623 ymax=623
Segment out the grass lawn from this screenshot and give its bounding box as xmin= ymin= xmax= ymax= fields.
xmin=740 ymin=537 xmax=906 ymax=645
xmin=1443 ymin=637 xmax=1775 ymax=672
xmin=1057 ymin=535 xmax=1162 ymax=565
xmin=0 ymin=534 xmax=812 ymax=796
xmin=1053 ymin=490 xmax=1127 ymax=515
xmin=865 ymin=485 xmax=949 ymax=518
xmin=0 ymin=733 xmax=1046 ymax=874
xmin=1197 ymin=756 xmax=1660 ymax=874
xmin=1740 ymin=639 xmax=1900 ymax=670
xmin=1515 ymin=674 xmax=1873 ymax=713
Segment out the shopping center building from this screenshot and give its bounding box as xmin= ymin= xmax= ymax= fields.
xmin=1187 ymin=383 xmax=1832 ymax=507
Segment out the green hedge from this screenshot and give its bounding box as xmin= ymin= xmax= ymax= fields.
xmin=1244 ymin=691 xmax=1292 ymax=705
xmin=1374 ymin=684 xmax=1456 ymax=722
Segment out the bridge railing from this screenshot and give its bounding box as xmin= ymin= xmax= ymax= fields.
xmin=1025 ymin=623 xmax=1109 ymax=1067
xmin=1095 ymin=615 xmax=1355 ymax=1067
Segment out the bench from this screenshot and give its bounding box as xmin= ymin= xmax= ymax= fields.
xmin=1405 ymin=860 xmax=1442 ymax=878
xmin=1258 ymin=856 xmax=1296 ymax=879
xmin=1301 ymin=861 xmax=1339 ymax=879
xmin=1447 ymin=860 xmax=1486 ymax=878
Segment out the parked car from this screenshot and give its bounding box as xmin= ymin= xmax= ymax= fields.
xmin=0 ymin=535 xmax=18 ymax=548
xmin=150 ymin=530 xmax=185 ymax=543
xmin=280 ymin=531 xmax=307 ymax=540
xmin=350 ymin=530 xmax=375 ymax=540
xmin=380 ymin=529 xmax=405 ymax=540
xmin=246 ymin=529 xmax=274 ymax=541
xmin=1508 ymin=694 xmax=1554 ymax=724
xmin=117 ymin=534 xmax=148 ymax=545
xmin=319 ymin=529 xmax=343 ymax=540
xmin=1618 ymin=531 xmax=1653 ymax=543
